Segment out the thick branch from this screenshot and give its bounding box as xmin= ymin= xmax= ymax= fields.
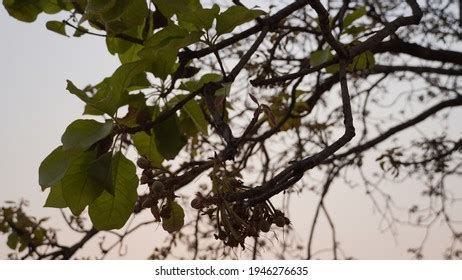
xmin=226 ymin=60 xmax=355 ymax=205
xmin=332 ymin=96 xmax=462 ymax=160
xmin=372 ymin=64 xmax=462 ymax=76
xmin=372 ymin=39 xmax=462 ymax=65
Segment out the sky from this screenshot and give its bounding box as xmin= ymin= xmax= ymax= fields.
xmin=0 ymin=4 xmax=461 ymax=260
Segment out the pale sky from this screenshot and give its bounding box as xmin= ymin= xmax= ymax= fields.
xmin=1 ymin=4 xmax=461 ymax=259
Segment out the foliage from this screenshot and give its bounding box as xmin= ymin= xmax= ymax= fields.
xmin=2 ymin=0 xmax=462 ymax=259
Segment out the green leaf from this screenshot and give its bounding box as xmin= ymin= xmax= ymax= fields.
xmin=178 ymin=4 xmax=220 ymax=31
xmin=88 ymin=152 xmax=114 ymax=195
xmin=101 ymin=0 xmax=129 ymax=22
xmin=106 ymin=36 xmax=132 ymax=55
xmin=3 ymin=0 xmax=64 ymax=22
xmin=154 ymin=113 xmax=187 ymax=160
xmin=56 ymin=0 xmax=74 ymax=11
xmin=86 ymin=0 xmax=117 ymax=15
xmin=18 ymin=240 xmax=28 ymax=252
xmin=106 ymin=26 xmax=144 ymax=61
xmin=61 ymin=119 xmax=113 ymax=152
xmin=39 ymin=0 xmax=63 ymax=14
xmin=61 ymin=151 xmax=105 ymax=215
xmin=103 ymin=60 xmax=152 ymax=113
xmin=83 ymin=104 xmax=105 ymax=115
xmin=3 ymin=0 xmax=41 ymax=22
xmin=141 ymin=24 xmax=203 ymax=53
xmin=162 ymin=201 xmax=184 ymax=233
xmin=153 ymin=0 xmax=201 ymax=18
xmin=348 ymin=50 xmax=375 ymax=71
xmin=39 ymin=146 xmax=77 ymax=190
xmin=310 ymin=49 xmax=332 ymax=67
xmin=115 ymin=94 xmax=149 ymax=126
xmin=67 ymin=80 xmax=117 ymax=115
xmin=343 ymin=6 xmax=367 ymax=28
xmin=7 ymin=233 xmax=19 ymax=250
xmin=180 ymin=73 xmax=222 ymax=92
xmin=215 ymin=82 xmax=232 ymax=97
xmin=119 ymin=0 xmax=148 ymax=28
xmin=44 ymin=182 xmax=67 ymax=208
xmin=139 ymin=24 xmax=202 ymax=79
xmin=179 ymin=114 xmax=199 ymax=136
xmin=119 ymin=43 xmax=144 ymax=64
xmin=89 ymin=152 xmax=139 ymax=230
xmin=66 ymin=60 xmax=151 ymax=115
xmin=365 ymin=50 xmax=375 ymax=68
xmin=325 ymin=63 xmax=339 ymax=74
xmin=142 ymin=24 xmax=189 ymax=49
xmin=46 ymin=20 xmax=67 ymax=36
xmin=215 ymin=6 xmax=265 ymax=35
xmin=148 ymin=48 xmax=178 ymax=80
xmin=73 ymin=26 xmax=88 ymax=37
xmin=132 ymin=132 xmax=164 ymax=167
xmin=66 ymin=81 xmax=95 ymax=107
xmin=343 ymin=25 xmax=367 ymax=36
xmin=173 ymin=95 xmax=208 ymax=134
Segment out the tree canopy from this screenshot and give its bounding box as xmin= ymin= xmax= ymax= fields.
xmin=1 ymin=0 xmax=461 ymax=259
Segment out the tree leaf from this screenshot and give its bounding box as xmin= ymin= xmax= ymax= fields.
xmin=178 ymin=4 xmax=220 ymax=31
xmin=61 ymin=151 xmax=105 ymax=215
xmin=89 ymin=152 xmax=139 ymax=230
xmin=39 ymin=0 xmax=63 ymax=14
xmin=343 ymin=25 xmax=367 ymax=36
xmin=343 ymin=6 xmax=367 ymax=28
xmin=154 ymin=113 xmax=187 ymax=160
xmin=106 ymin=35 xmax=132 ymax=55
xmin=61 ymin=119 xmax=113 ymax=152
xmin=86 ymin=0 xmax=117 ymax=15
xmin=173 ymin=95 xmax=208 ymax=134
xmin=153 ymin=0 xmax=201 ymax=18
xmin=67 ymin=80 xmax=120 ymax=116
xmin=88 ymin=152 xmax=114 ymax=195
xmin=310 ymin=49 xmax=332 ymax=67
xmin=115 ymin=94 xmax=149 ymax=126
xmin=365 ymin=50 xmax=375 ymax=68
xmin=66 ymin=60 xmax=150 ymax=115
xmin=3 ymin=0 xmax=42 ymax=22
xmin=179 ymin=73 xmax=222 ymax=92
xmin=132 ymin=132 xmax=164 ymax=167
xmin=46 ymin=20 xmax=67 ymax=36
xmin=7 ymin=233 xmax=19 ymax=250
xmin=104 ymin=60 xmax=152 ymax=112
xmin=44 ymin=182 xmax=67 ymax=208
xmin=83 ymin=104 xmax=105 ymax=115
xmin=162 ymin=201 xmax=184 ymax=233
xmin=138 ymin=24 xmax=202 ymax=79
xmin=325 ymin=63 xmax=339 ymax=74
xmin=118 ymin=43 xmax=144 ymax=64
xmin=101 ymin=0 xmax=129 ymax=22
xmin=38 ymin=146 xmax=77 ymax=190
xmin=215 ymin=82 xmax=232 ymax=97
xmin=142 ymin=24 xmax=190 ymax=49
xmin=148 ymin=48 xmax=178 ymax=80
xmin=3 ymin=0 xmax=64 ymax=22
xmin=179 ymin=113 xmax=199 ymax=137
xmin=215 ymin=6 xmax=265 ymax=35
xmin=66 ymin=80 xmax=95 ymax=108
xmin=73 ymin=26 xmax=88 ymax=37
xmin=126 ymin=0 xmax=149 ymax=25
xmin=348 ymin=51 xmax=375 ymax=71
